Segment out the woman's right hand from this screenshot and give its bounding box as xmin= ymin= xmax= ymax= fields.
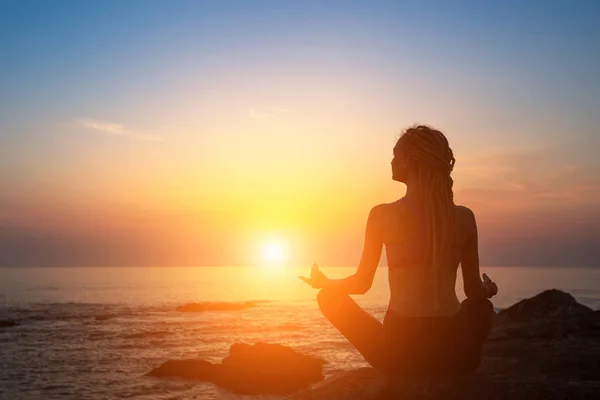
xmin=298 ymin=263 xmax=330 ymax=289
xmin=482 ymin=273 xmax=498 ymax=298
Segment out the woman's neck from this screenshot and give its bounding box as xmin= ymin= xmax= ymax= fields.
xmin=403 ymin=177 xmax=422 ymax=202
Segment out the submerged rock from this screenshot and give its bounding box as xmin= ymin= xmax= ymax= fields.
xmin=176 ymin=301 xmax=259 ymax=312
xmin=287 ymin=289 xmax=600 ymax=399
xmin=0 ymin=320 xmax=18 ymax=327
xmin=147 ymin=342 xmax=325 ymax=394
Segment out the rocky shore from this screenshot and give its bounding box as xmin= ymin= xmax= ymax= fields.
xmin=148 ymin=290 xmax=600 ymax=399
xmin=288 ymin=289 xmax=600 ymax=399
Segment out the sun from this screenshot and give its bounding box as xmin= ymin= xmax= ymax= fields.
xmin=260 ymin=240 xmax=288 ymax=267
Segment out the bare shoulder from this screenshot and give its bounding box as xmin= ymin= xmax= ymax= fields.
xmin=368 ymin=201 xmax=402 ymax=225
xmin=369 ymin=202 xmax=394 ymax=220
xmin=454 ymin=204 xmax=475 ymax=219
xmin=454 ymin=205 xmax=477 ymax=231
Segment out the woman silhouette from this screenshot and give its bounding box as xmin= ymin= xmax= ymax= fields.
xmin=300 ymin=125 xmax=498 ymax=374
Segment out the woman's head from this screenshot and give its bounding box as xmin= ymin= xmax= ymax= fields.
xmin=391 ymin=125 xmax=455 ymax=185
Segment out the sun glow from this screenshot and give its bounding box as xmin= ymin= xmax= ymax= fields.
xmin=260 ymin=240 xmax=288 ymax=268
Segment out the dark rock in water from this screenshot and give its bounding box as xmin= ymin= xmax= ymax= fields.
xmin=95 ymin=314 xmax=115 ymax=321
xmin=176 ymin=301 xmax=259 ymax=312
xmin=287 ymin=289 xmax=600 ymax=399
xmin=496 ymin=289 xmax=592 ymax=324
xmin=147 ymin=342 xmax=325 ymax=394
xmin=0 ymin=320 xmax=18 ymax=327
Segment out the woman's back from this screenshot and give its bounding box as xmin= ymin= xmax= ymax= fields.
xmin=380 ymin=198 xmax=474 ymax=317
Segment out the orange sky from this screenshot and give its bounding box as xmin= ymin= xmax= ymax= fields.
xmin=1 ymin=2 xmax=599 ymax=267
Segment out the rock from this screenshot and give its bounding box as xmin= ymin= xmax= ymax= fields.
xmin=95 ymin=314 xmax=115 ymax=321
xmin=496 ymin=289 xmax=592 ymax=324
xmin=224 ymin=343 xmax=326 ymax=384
xmin=288 ymin=368 xmax=387 ymax=400
xmin=287 ymin=289 xmax=600 ymax=399
xmin=176 ymin=301 xmax=259 ymax=312
xmin=491 ymin=290 xmax=599 ymax=340
xmin=148 ymin=342 xmax=326 ymax=394
xmin=0 ymin=320 xmax=18 ymax=327
xmin=287 ymin=367 xmax=600 ymax=400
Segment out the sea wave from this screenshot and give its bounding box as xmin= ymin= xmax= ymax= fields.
xmin=175 ymin=300 xmax=271 ymax=312
xmin=0 ymin=303 xmax=176 ymax=325
xmin=124 ymin=331 xmax=174 ymax=340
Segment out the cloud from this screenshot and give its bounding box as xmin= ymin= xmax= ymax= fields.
xmin=453 ymin=146 xmax=600 ymax=215
xmin=247 ymin=107 xmax=293 ymax=121
xmin=78 ymin=119 xmax=124 ymax=134
xmin=448 ymin=146 xmax=600 ymax=266
xmin=247 ymin=108 xmax=270 ymax=121
xmin=76 ymin=118 xmax=162 ymax=141
xmin=267 ymin=107 xmax=293 ymax=113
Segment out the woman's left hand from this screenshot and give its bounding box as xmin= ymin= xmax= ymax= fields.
xmin=298 ymin=264 xmax=330 ymax=289
xmin=482 ymin=273 xmax=498 ymax=298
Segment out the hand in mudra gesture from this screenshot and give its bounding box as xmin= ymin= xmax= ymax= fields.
xmin=298 ymin=263 xmax=330 ymax=289
xmin=482 ymin=273 xmax=498 ymax=298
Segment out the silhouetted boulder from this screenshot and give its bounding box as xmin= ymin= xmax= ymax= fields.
xmin=490 ymin=289 xmax=598 ymax=340
xmin=147 ymin=342 xmax=325 ymax=394
xmin=176 ymin=301 xmax=259 ymax=312
xmin=0 ymin=320 xmax=18 ymax=327
xmin=224 ymin=343 xmax=326 ymax=384
xmin=496 ymin=289 xmax=593 ymax=324
xmin=287 ymin=289 xmax=600 ymax=399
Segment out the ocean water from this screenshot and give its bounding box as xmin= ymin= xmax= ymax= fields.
xmin=1 ymin=266 xmax=599 ymax=400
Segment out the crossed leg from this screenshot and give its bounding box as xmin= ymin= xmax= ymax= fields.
xmin=317 ymin=288 xmax=388 ymax=370
xmin=317 ymin=288 xmax=494 ymax=374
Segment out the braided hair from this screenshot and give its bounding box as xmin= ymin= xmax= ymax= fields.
xmin=396 ymin=125 xmax=456 ymax=308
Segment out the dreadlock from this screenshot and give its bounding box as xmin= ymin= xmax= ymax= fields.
xmin=397 ymin=125 xmax=456 ymax=309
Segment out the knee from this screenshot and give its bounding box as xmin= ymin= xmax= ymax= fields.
xmin=462 ymin=297 xmax=494 ymax=314
xmin=461 ymin=298 xmax=495 ymax=336
xmin=317 ymin=288 xmax=345 ymax=316
xmin=316 ymin=288 xmax=336 ymax=310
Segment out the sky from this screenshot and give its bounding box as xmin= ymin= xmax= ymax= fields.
xmin=1 ymin=0 xmax=599 ymax=267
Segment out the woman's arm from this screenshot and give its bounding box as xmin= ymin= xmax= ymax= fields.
xmin=461 ymin=207 xmax=496 ymax=299
xmin=323 ymin=205 xmax=384 ymax=294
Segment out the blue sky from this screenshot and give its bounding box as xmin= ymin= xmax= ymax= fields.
xmin=1 ymin=1 xmax=599 ymax=266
